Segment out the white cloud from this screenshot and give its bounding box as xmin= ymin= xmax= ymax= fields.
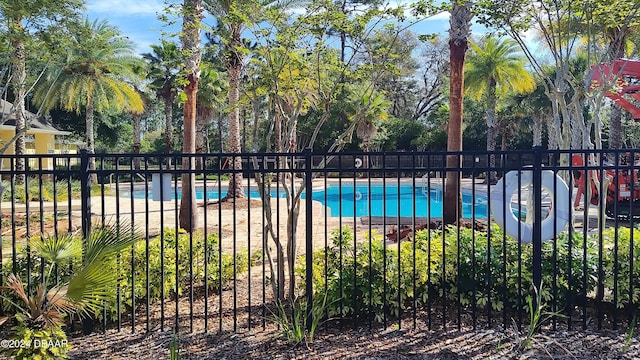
xmin=87 ymin=0 xmax=166 ymax=16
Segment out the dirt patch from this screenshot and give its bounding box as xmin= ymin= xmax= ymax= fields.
xmin=67 ymin=319 xmax=639 ymax=360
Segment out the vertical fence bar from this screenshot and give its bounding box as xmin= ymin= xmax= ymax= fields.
xmin=532 ymin=146 xmax=543 ymax=296
xmin=304 ymin=148 xmax=314 ymax=331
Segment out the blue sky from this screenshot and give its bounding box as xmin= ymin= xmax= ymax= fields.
xmin=87 ymin=0 xmax=169 ymax=54
xmin=87 ymin=0 xmax=454 ymax=55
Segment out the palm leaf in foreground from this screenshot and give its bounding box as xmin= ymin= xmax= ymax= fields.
xmin=84 ymin=221 xmax=142 ymax=265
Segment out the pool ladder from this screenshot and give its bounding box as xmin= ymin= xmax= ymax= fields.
xmin=421 ymin=174 xmax=441 ymax=203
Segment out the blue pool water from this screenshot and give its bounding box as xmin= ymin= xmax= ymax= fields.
xmin=317 ymin=184 xmax=487 ymax=218
xmin=128 ymin=184 xmax=487 ymax=219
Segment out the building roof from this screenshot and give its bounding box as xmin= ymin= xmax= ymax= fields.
xmin=0 ymin=99 xmax=70 ymax=136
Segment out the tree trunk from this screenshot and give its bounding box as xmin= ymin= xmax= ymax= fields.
xmin=609 ymin=105 xmax=623 ymax=149
xmin=10 ymin=20 xmax=26 ymax=185
xmin=178 ymin=0 xmax=203 ymax=232
xmin=133 ymin=113 xmax=142 ymax=170
xmin=195 ymin=105 xmax=211 ymax=170
xmin=486 ymin=80 xmax=497 ymax=183
xmin=607 ymin=29 xmax=627 ymax=150
xmin=85 ymin=98 xmax=97 ymax=184
xmin=164 ymin=92 xmax=174 ymax=169
xmin=532 ymin=113 xmax=544 ymax=147
xmin=224 ymin=24 xmax=245 ymax=200
xmin=501 ymin=130 xmax=507 ymax=151
xmin=443 ymin=0 xmax=471 ymax=225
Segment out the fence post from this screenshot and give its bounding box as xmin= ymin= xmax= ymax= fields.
xmin=532 ymin=146 xmax=543 ymax=293
xmin=304 ymin=148 xmax=314 ymax=330
xmin=80 ymin=149 xmax=92 ymax=242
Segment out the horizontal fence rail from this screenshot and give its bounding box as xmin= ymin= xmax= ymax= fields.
xmin=0 ymin=148 xmax=639 ymax=335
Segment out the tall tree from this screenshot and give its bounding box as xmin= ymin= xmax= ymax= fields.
xmin=205 ymin=0 xmax=248 ymax=200
xmin=414 ymin=36 xmax=449 ymax=121
xmin=206 ymin=0 xmax=302 ymax=201
xmin=464 ymin=36 xmax=534 ymax=182
xmin=142 ymin=40 xmax=183 ymax=163
xmin=195 ymin=64 xmax=226 ymax=170
xmin=129 ymin=63 xmax=154 ymax=171
xmin=443 ymin=0 xmax=473 ymax=225
xmin=34 ymin=19 xmax=144 ymax=183
xmin=1 ymin=0 xmax=83 ymax=183
xmin=178 ymin=0 xmax=204 ymax=232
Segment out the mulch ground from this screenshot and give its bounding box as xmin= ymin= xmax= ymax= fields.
xmin=66 ymin=320 xmax=639 ymax=360
xmin=63 ymin=269 xmax=640 ymax=360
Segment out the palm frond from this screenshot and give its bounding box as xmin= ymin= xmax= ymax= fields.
xmin=37 ymin=310 xmax=66 ymax=329
xmin=67 ymin=260 xmax=117 ymax=317
xmin=84 ymin=220 xmax=142 ymax=265
xmin=3 ymin=274 xmax=30 ymax=311
xmin=31 ymin=233 xmax=82 ymax=266
xmin=46 ymin=285 xmax=77 ymax=315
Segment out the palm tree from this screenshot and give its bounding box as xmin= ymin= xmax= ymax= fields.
xmin=0 ymin=223 xmax=142 ymax=353
xmin=34 ymin=19 xmax=144 ymax=183
xmin=464 ymin=36 xmax=534 ymax=183
xmin=1 ymin=0 xmax=82 ymax=184
xmin=196 ymin=64 xmax=226 ymax=170
xmin=205 ymin=0 xmax=301 ymax=201
xmin=224 ymin=18 xmax=246 ymax=200
xmin=179 ymin=0 xmax=204 ymax=232
xmin=443 ymin=0 xmax=473 ymax=225
xmin=143 ymin=40 xmax=183 ymax=164
xmin=126 ymin=61 xmax=154 ymax=170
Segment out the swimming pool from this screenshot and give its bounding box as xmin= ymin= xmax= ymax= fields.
xmin=126 ymin=183 xmax=488 ymax=219
xmin=315 ymin=184 xmax=488 ymax=218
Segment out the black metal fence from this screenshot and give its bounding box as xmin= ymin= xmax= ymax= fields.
xmin=1 ymin=148 xmax=639 ymax=334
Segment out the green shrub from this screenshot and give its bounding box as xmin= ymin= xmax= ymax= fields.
xmin=450 ymin=225 xmax=599 ymax=312
xmin=299 ymin=227 xmax=443 ymax=322
xmin=2 ymin=229 xmax=247 ymax=325
xmin=0 ymin=179 xmax=107 ymax=203
xmin=102 ymin=228 xmax=247 ymax=322
xmin=600 ymin=227 xmax=640 ymax=307
xmin=300 ymin=224 xmax=609 ymax=323
xmin=5 ymin=313 xmax=71 ymax=360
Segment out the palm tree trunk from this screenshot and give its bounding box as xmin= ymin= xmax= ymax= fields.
xmin=133 ymin=113 xmax=142 ymax=170
xmin=443 ymin=0 xmax=471 ymax=225
xmin=86 ymin=98 xmax=98 ymax=184
xmin=195 ymin=105 xmax=211 ymax=171
xmin=224 ymin=25 xmax=245 ymax=200
xmin=607 ymin=30 xmax=627 ymax=150
xmin=486 ymin=81 xmax=497 ymax=183
xmin=178 ymin=0 xmax=203 ymax=232
xmin=164 ymin=92 xmax=174 ymax=169
xmin=609 ymin=105 xmax=623 ymax=149
xmin=10 ymin=20 xmax=26 ymax=185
